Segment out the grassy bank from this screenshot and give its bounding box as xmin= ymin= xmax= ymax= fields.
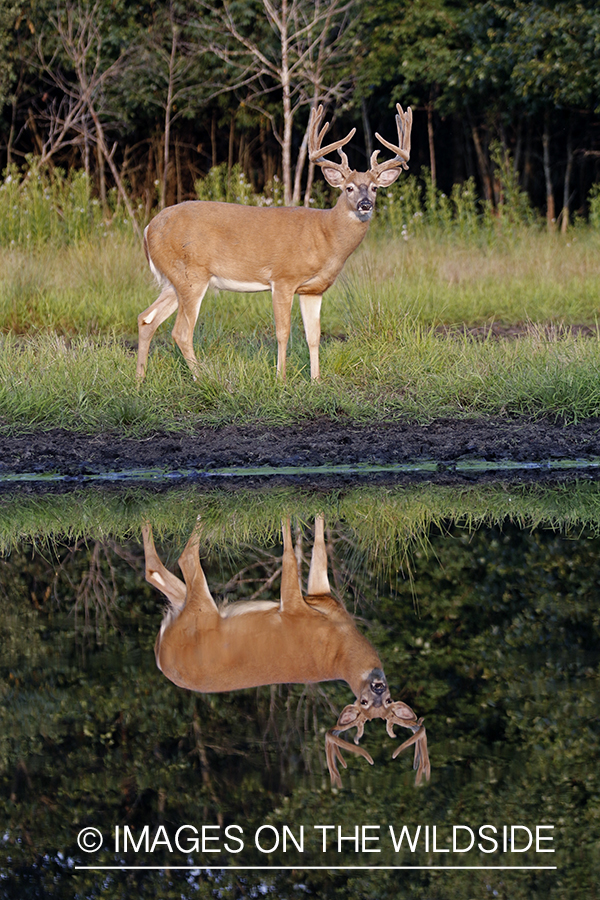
xmin=2 ymin=165 xmax=600 ymax=432
xmin=1 ymin=315 xmax=600 ymax=432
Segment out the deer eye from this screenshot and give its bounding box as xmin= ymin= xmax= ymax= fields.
xmin=361 ymin=698 xmax=369 ymax=705
xmin=346 ymin=185 xmax=354 ymax=193
xmin=385 ymin=697 xmax=393 ymax=705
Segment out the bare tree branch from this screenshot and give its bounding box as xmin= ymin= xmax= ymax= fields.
xmin=196 ymin=0 xmax=358 ymax=205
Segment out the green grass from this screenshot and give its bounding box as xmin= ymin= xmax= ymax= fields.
xmin=3 ymin=227 xmax=600 ymax=338
xmin=1 ymin=219 xmax=600 ymax=433
xmin=1 ymin=312 xmax=600 ymax=433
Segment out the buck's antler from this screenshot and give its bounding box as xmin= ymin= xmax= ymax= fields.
xmin=308 ymin=105 xmax=356 ymax=175
xmin=370 ymin=103 xmax=413 ymax=174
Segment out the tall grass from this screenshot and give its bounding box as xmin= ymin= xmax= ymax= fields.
xmin=337 ymin=228 xmax=600 ymax=331
xmin=3 ymin=226 xmax=599 ymax=341
xmin=0 ymin=161 xmax=135 ymax=247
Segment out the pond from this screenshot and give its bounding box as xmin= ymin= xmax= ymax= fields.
xmin=1 ymin=479 xmax=599 ymax=899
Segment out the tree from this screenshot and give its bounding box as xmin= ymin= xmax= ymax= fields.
xmin=132 ymin=0 xmax=205 ymax=209
xmin=0 ymin=1 xmax=19 ymax=112
xmin=35 ymin=0 xmax=141 ymax=233
xmin=494 ymin=0 xmax=600 ymax=229
xmin=198 ymin=0 xmax=358 ymax=205
xmin=356 ymin=0 xmax=468 ymax=187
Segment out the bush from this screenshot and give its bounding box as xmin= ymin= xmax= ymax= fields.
xmin=0 ymin=161 xmax=133 ymax=247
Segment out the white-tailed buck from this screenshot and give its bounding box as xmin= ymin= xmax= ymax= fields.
xmin=137 ymin=103 xmax=412 ymax=380
xmin=143 ymin=515 xmax=429 ymax=787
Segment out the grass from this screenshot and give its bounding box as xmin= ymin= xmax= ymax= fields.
xmin=2 ymin=227 xmax=600 ymax=338
xmin=343 ymin=227 xmax=600 ymax=329
xmin=1 ymin=303 xmax=600 ymax=433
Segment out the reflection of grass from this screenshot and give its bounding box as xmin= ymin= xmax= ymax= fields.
xmin=1 ymin=229 xmax=600 ymax=431
xmin=1 ymin=481 xmax=599 ymax=559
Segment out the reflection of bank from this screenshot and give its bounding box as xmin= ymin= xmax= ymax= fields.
xmin=143 ymin=515 xmax=429 ymax=788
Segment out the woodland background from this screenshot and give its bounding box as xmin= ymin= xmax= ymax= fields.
xmin=0 ymin=0 xmax=599 ymax=228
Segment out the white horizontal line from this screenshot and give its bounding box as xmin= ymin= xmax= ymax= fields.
xmin=75 ymin=865 xmax=558 ymax=871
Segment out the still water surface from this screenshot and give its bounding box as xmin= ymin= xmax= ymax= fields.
xmin=1 ymin=481 xmax=599 ymax=898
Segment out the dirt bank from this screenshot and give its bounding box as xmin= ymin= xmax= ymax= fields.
xmin=1 ymin=416 xmax=600 ymax=486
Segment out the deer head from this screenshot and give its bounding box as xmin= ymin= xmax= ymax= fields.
xmin=308 ymin=102 xmax=413 ymax=223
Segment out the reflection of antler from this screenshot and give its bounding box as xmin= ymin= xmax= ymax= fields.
xmin=386 ymin=701 xmax=431 ymax=786
xmin=326 ymin=705 xmax=374 ymax=788
xmin=326 ymin=698 xmax=430 ymax=787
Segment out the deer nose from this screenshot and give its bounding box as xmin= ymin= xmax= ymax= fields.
xmin=371 ymin=680 xmax=386 ymax=694
xmin=357 ymin=198 xmax=373 ymax=212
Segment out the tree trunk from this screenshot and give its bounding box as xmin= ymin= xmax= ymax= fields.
xmin=561 ymin=122 xmax=573 ymax=234
xmin=175 ymin=137 xmax=182 ymax=204
xmin=427 ymin=100 xmax=436 ymax=187
xmin=543 ymin=111 xmax=555 ymax=230
xmin=259 ymin=119 xmax=268 ymax=190
xmin=522 ymin=120 xmax=532 ymax=193
xmin=471 ymin=122 xmax=493 ymax=203
xmin=462 ymin=120 xmax=476 ymax=180
xmin=292 ymin=126 xmax=309 ymax=206
xmin=303 ymin=160 xmax=315 ymax=208
xmin=83 ymin=131 xmax=90 ymax=178
xmin=361 ymin=98 xmax=373 ymax=162
xmin=160 ymin=26 xmax=178 ymax=210
xmin=280 ymin=0 xmax=293 ymax=206
xmin=211 ymin=114 xmax=217 ymax=169
xmin=227 ymin=113 xmax=235 ymax=196
xmin=97 ymin=140 xmax=107 ymax=211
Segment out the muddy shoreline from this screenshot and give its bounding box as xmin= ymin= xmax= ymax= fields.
xmin=2 ymin=416 xmax=600 ymax=489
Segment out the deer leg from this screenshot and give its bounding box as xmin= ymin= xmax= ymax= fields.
xmin=142 ymin=524 xmax=187 ymax=609
xmin=137 ymin=286 xmax=179 ymax=379
xmin=171 ymin=281 xmax=209 ymax=378
xmin=299 ymin=293 xmax=322 ymax=380
xmin=271 ymin=287 xmax=294 ymax=380
xmin=177 ymin=528 xmax=219 ymax=615
xmin=279 ymin=517 xmax=306 ymax=611
xmin=307 ymin=514 xmax=331 ymax=596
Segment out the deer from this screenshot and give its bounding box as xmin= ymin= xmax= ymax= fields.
xmin=143 ymin=514 xmax=430 ymax=787
xmin=136 ymin=103 xmax=412 ymax=381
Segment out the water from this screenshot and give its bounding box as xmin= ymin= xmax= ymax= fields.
xmin=1 ymin=480 xmax=599 ymax=899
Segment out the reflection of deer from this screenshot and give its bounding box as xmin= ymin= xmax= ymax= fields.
xmin=143 ymin=516 xmax=429 ymax=786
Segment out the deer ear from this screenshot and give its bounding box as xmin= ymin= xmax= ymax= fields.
xmin=375 ymin=168 xmax=401 ymax=188
xmin=338 ymin=704 xmax=361 ymax=727
xmin=390 ymin=700 xmax=415 ymax=720
xmin=321 ymin=167 xmax=346 ymax=188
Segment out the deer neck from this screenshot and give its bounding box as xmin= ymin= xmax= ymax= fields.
xmin=333 ymin=628 xmax=384 ymax=698
xmin=324 ymin=195 xmax=371 ymax=257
